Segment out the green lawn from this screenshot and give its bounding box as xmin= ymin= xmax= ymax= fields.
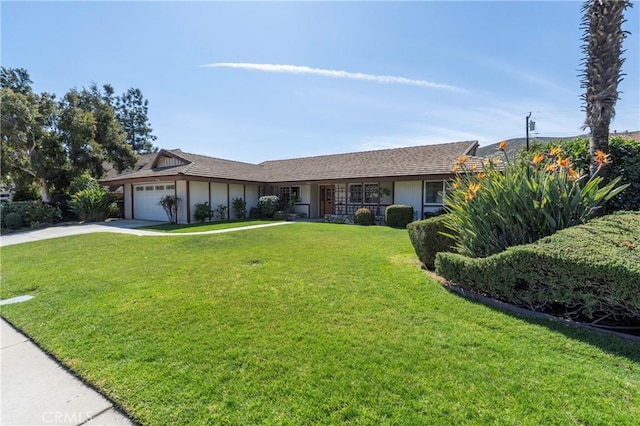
xmin=139 ymin=219 xmax=279 ymax=233
xmin=1 ymin=223 xmax=638 ymax=425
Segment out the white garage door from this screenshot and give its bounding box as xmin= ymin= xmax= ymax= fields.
xmin=133 ymin=183 xmax=175 ymax=221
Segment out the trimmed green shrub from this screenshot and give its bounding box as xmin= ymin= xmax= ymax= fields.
xmin=445 ymin=145 xmax=627 ymax=258
xmin=232 ymin=197 xmax=246 ymax=219
xmin=69 ymin=187 xmax=114 ymax=222
xmin=385 ymin=204 xmax=414 ymax=228
xmin=527 ymin=137 xmax=640 ymax=211
xmin=215 ymin=204 xmax=228 ymax=221
xmin=407 ymin=214 xmax=455 ymax=270
xmin=249 ymin=207 xmax=261 ymax=219
xmin=354 ymin=207 xmax=374 ymax=226
xmin=0 ymin=201 xmax=61 ymax=226
xmin=4 ymin=212 xmax=22 ymax=229
xmin=193 ymin=202 xmax=213 ymax=222
xmin=258 ymin=195 xmax=279 ymax=218
xmin=273 ymin=210 xmax=286 ymax=220
xmin=435 ymin=211 xmax=640 ymax=325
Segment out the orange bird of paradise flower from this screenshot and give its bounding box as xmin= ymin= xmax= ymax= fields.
xmin=594 ymin=150 xmax=610 ymax=168
xmin=548 ymin=146 xmax=562 ymax=157
xmin=531 ymin=153 xmax=545 ymax=164
xmin=567 ymin=168 xmax=580 ymax=181
xmin=556 ymin=157 xmax=572 ymax=168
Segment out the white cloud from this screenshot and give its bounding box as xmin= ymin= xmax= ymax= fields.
xmin=202 ymin=62 xmax=466 ymax=93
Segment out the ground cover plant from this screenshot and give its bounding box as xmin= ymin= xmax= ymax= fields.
xmin=139 ymin=219 xmax=277 ymax=233
xmin=1 ymin=224 xmax=639 ymax=424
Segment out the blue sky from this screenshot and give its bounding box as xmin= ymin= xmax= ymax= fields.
xmin=2 ymin=1 xmax=638 ymax=163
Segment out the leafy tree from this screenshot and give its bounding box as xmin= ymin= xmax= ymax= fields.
xmin=114 ymin=87 xmax=158 ymax=154
xmin=580 ymin=0 xmax=633 ymax=179
xmin=1 ymin=68 xmax=139 ymax=202
xmin=0 ymin=67 xmax=32 ymax=95
xmin=1 ymin=68 xmax=67 ymax=202
xmin=58 ymin=84 xmax=138 ymax=178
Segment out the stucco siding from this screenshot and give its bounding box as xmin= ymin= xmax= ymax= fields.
xmin=189 ymin=182 xmax=209 ymax=222
xmin=210 ymin=183 xmax=228 ymax=210
xmin=124 ymin=184 xmax=133 ymax=219
xmin=245 ymin=185 xmax=259 ymax=214
xmin=394 ymin=180 xmax=422 ymax=219
xmin=176 ymin=181 xmax=188 ymax=224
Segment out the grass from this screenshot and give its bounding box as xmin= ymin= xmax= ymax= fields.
xmin=138 ymin=219 xmax=279 ymax=233
xmin=1 ymin=223 xmax=639 ymax=425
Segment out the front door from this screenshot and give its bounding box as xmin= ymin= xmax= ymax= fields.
xmin=320 ymin=185 xmax=334 ymax=216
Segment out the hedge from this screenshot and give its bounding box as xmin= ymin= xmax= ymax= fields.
xmin=0 ymin=201 xmax=61 ymax=228
xmin=385 ymin=204 xmax=414 ymax=228
xmin=407 ymin=214 xmax=455 ymax=270
xmin=435 ymin=211 xmax=640 ymax=325
xmin=354 ymin=207 xmax=374 ymax=226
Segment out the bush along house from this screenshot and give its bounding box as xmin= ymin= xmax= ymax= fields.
xmin=100 ymin=140 xmax=484 ymax=223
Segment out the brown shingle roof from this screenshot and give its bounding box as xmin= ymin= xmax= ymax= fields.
xmin=260 ymin=140 xmax=479 ymax=182
xmin=101 ymin=140 xmax=480 ymax=184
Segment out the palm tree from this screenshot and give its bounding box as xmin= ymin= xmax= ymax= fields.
xmin=580 ymin=0 xmax=632 ymax=179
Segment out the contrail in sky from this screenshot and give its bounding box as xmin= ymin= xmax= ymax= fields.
xmin=202 ymin=62 xmax=465 ymax=93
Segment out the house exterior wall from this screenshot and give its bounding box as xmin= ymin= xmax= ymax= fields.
xmin=124 ymin=183 xmax=133 ymax=219
xmin=227 ymin=184 xmax=244 ymax=219
xmin=393 ymin=180 xmax=422 ymax=220
xmin=189 ymin=181 xmax=209 ymax=222
xmin=309 ymin=184 xmax=319 ymax=218
xmin=245 ymin=185 xmax=259 ymax=215
xmin=210 ymin=183 xmax=228 ymax=215
xmin=295 ymin=184 xmax=312 ymax=218
xmin=176 ymin=181 xmax=188 ymax=224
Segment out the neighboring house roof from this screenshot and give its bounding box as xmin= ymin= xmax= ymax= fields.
xmin=101 ymin=140 xmax=481 ymax=185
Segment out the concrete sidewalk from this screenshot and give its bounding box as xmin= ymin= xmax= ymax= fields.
xmin=0 ymin=219 xmax=295 ymax=247
xmin=1 ymin=319 xmax=134 ymax=425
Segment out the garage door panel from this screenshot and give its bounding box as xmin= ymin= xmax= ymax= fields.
xmin=134 ymin=184 xmax=175 ymax=221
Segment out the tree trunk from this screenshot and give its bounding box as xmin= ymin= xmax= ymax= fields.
xmin=39 ymin=177 xmax=52 ymax=204
xmin=590 ymin=121 xmax=610 ymax=182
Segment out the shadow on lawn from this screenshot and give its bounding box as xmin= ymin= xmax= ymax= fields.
xmin=445 ymin=288 xmax=640 ymax=364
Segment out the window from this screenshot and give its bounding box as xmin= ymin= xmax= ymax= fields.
xmin=155 ymin=185 xmax=165 ymax=191
xmin=135 ymin=186 xmax=144 ymax=192
xmin=349 ymin=184 xmax=363 ymax=203
xmin=364 ymin=183 xmax=379 ymax=204
xmin=424 ymin=181 xmax=444 ymax=204
xmin=278 ymin=186 xmax=300 ymax=204
xmin=166 ymin=184 xmax=175 ymax=190
xmin=349 ymin=183 xmax=380 ymax=204
xmin=145 ymin=185 xmax=154 ymax=191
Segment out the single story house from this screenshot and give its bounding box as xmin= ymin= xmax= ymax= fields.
xmin=100 ymin=140 xmax=482 ymax=223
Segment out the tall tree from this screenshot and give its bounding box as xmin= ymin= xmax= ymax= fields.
xmin=114 ymin=87 xmax=158 ymax=154
xmin=580 ymin=0 xmax=633 ymax=179
xmin=58 ymin=84 xmax=138 ymax=178
xmin=1 ymin=67 xmax=67 ymax=203
xmin=1 ymin=68 xmax=138 ymax=202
